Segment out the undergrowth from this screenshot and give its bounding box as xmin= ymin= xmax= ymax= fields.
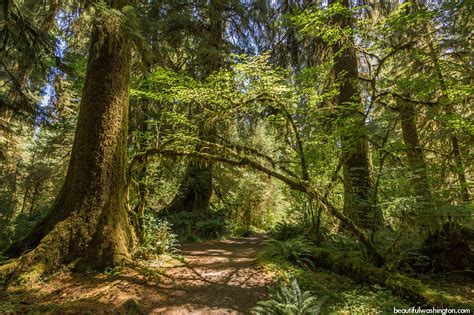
xmin=133 ymin=213 xmax=180 ymax=260
xmin=257 ymin=236 xmax=411 ymax=314
xmin=258 ymin=237 xmax=317 ymax=271
xmin=166 ymin=207 xmax=230 ymax=241
xmin=253 ymin=278 xmax=326 ymax=315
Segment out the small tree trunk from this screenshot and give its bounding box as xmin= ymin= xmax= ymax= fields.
xmin=450 ymin=135 xmax=470 ymax=202
xmin=0 ymin=109 xmax=13 ymax=145
xmin=4 ymin=13 xmax=135 ymax=272
xmin=420 ymin=19 xmax=470 ymax=202
xmin=27 ymin=178 xmax=40 ymax=215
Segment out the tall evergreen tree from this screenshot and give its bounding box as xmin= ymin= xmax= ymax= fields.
xmin=5 ymin=0 xmax=136 ymax=272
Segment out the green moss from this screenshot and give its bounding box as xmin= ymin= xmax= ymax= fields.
xmin=259 ymin=242 xmax=474 ymax=312
xmin=259 ymin=255 xmax=410 ymax=314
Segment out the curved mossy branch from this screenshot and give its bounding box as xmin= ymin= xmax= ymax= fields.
xmin=131 ymin=147 xmax=385 ymax=266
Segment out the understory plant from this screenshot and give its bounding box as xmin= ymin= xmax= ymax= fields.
xmin=259 ymin=237 xmax=317 ymax=271
xmin=272 ymin=222 xmax=307 ymax=241
xmin=133 ymin=213 xmax=180 ymax=259
xmin=253 ymin=278 xmax=326 ymax=315
xmin=166 ymin=208 xmax=230 ymax=241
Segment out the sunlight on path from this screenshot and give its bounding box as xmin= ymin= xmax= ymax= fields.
xmin=2 ymin=235 xmax=274 ymax=314
xmin=147 ymin=235 xmax=273 ymax=314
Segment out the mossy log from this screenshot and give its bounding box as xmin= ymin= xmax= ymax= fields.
xmin=311 ymin=248 xmax=473 ymax=309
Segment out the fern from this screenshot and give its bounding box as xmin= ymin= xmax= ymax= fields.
xmin=259 ymin=238 xmax=317 ymax=270
xmin=272 ymin=222 xmax=306 ymax=241
xmin=253 ymin=279 xmax=326 ymax=315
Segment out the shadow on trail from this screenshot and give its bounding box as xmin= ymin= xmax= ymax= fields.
xmin=0 ymin=235 xmax=273 ymax=314
xmin=144 ymin=235 xmax=273 ymax=314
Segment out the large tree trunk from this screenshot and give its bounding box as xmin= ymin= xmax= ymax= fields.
xmin=4 ymin=8 xmax=135 ymax=272
xmin=165 ymin=0 xmax=224 ymax=214
xmin=397 ymin=98 xmax=434 ymax=219
xmin=330 ymin=0 xmax=383 ymax=229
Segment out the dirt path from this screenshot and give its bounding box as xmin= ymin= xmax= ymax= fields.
xmin=1 ymin=235 xmax=274 ymax=314
xmin=149 ymin=235 xmax=273 ymax=314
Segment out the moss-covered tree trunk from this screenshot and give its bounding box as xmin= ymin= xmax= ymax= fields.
xmin=4 ymin=6 xmax=135 ymax=272
xmin=397 ymin=98 xmax=433 ymax=220
xmin=330 ymin=0 xmax=383 ymax=229
xmin=165 ymin=0 xmax=224 ymax=214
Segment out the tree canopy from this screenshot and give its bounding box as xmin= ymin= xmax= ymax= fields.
xmin=0 ymin=0 xmax=472 ymax=313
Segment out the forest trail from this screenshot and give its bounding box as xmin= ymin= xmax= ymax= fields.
xmin=2 ymin=235 xmax=274 ymax=314
xmin=150 ymin=235 xmax=273 ymax=314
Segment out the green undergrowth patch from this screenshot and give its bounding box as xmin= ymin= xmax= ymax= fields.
xmin=260 ymin=258 xmax=410 ymax=314
xmin=257 ymin=237 xmax=413 ymax=314
xmin=166 ymin=208 xmax=230 ymax=242
xmin=133 ymin=213 xmax=182 ymax=260
xmin=232 ymin=225 xmax=267 ymax=237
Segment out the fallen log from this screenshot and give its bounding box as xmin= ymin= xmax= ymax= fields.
xmin=310 ymin=247 xmax=473 ymax=309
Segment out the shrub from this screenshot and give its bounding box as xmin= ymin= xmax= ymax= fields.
xmin=253 ymin=278 xmax=326 ymax=315
xmin=133 ymin=213 xmax=180 ymax=260
xmin=166 ymin=208 xmax=230 ymax=241
xmin=233 ymin=225 xmax=266 ymax=237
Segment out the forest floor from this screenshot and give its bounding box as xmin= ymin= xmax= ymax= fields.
xmin=0 ymin=235 xmax=275 ymax=314
xmin=1 ymin=235 xmax=473 ymax=314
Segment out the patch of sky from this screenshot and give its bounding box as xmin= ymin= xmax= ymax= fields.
xmin=36 ymin=13 xmax=70 ymax=135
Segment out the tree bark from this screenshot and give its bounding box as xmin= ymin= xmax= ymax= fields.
xmin=330 ymin=0 xmax=383 ymax=229
xmin=164 ymin=0 xmax=224 ymax=213
xmin=397 ymin=98 xmax=432 ymax=198
xmin=397 ymin=97 xmax=433 ymax=218
xmin=450 ymin=135 xmax=470 ymax=202
xmin=4 ymin=6 xmax=135 ymax=272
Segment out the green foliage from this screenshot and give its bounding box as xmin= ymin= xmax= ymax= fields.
xmin=294 ymin=2 xmax=354 ymax=45
xmin=232 ymin=226 xmax=266 ymax=237
xmin=133 ymin=214 xmax=180 ymax=260
xmin=260 ymin=252 xmax=413 ymax=315
xmin=1 ymin=0 xmax=472 ymax=297
xmin=259 ymin=238 xmax=316 ymax=271
xmin=272 ymin=222 xmax=307 ymax=241
xmin=0 ymin=209 xmax=48 ymax=249
xmin=214 ymin=162 xmax=286 ymax=232
xmin=166 ymin=208 xmax=230 ymax=241
xmin=328 ymin=285 xmax=409 ymax=314
xmin=104 ymin=266 xmax=122 ymax=277
xmin=253 ymin=278 xmax=326 ymax=315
